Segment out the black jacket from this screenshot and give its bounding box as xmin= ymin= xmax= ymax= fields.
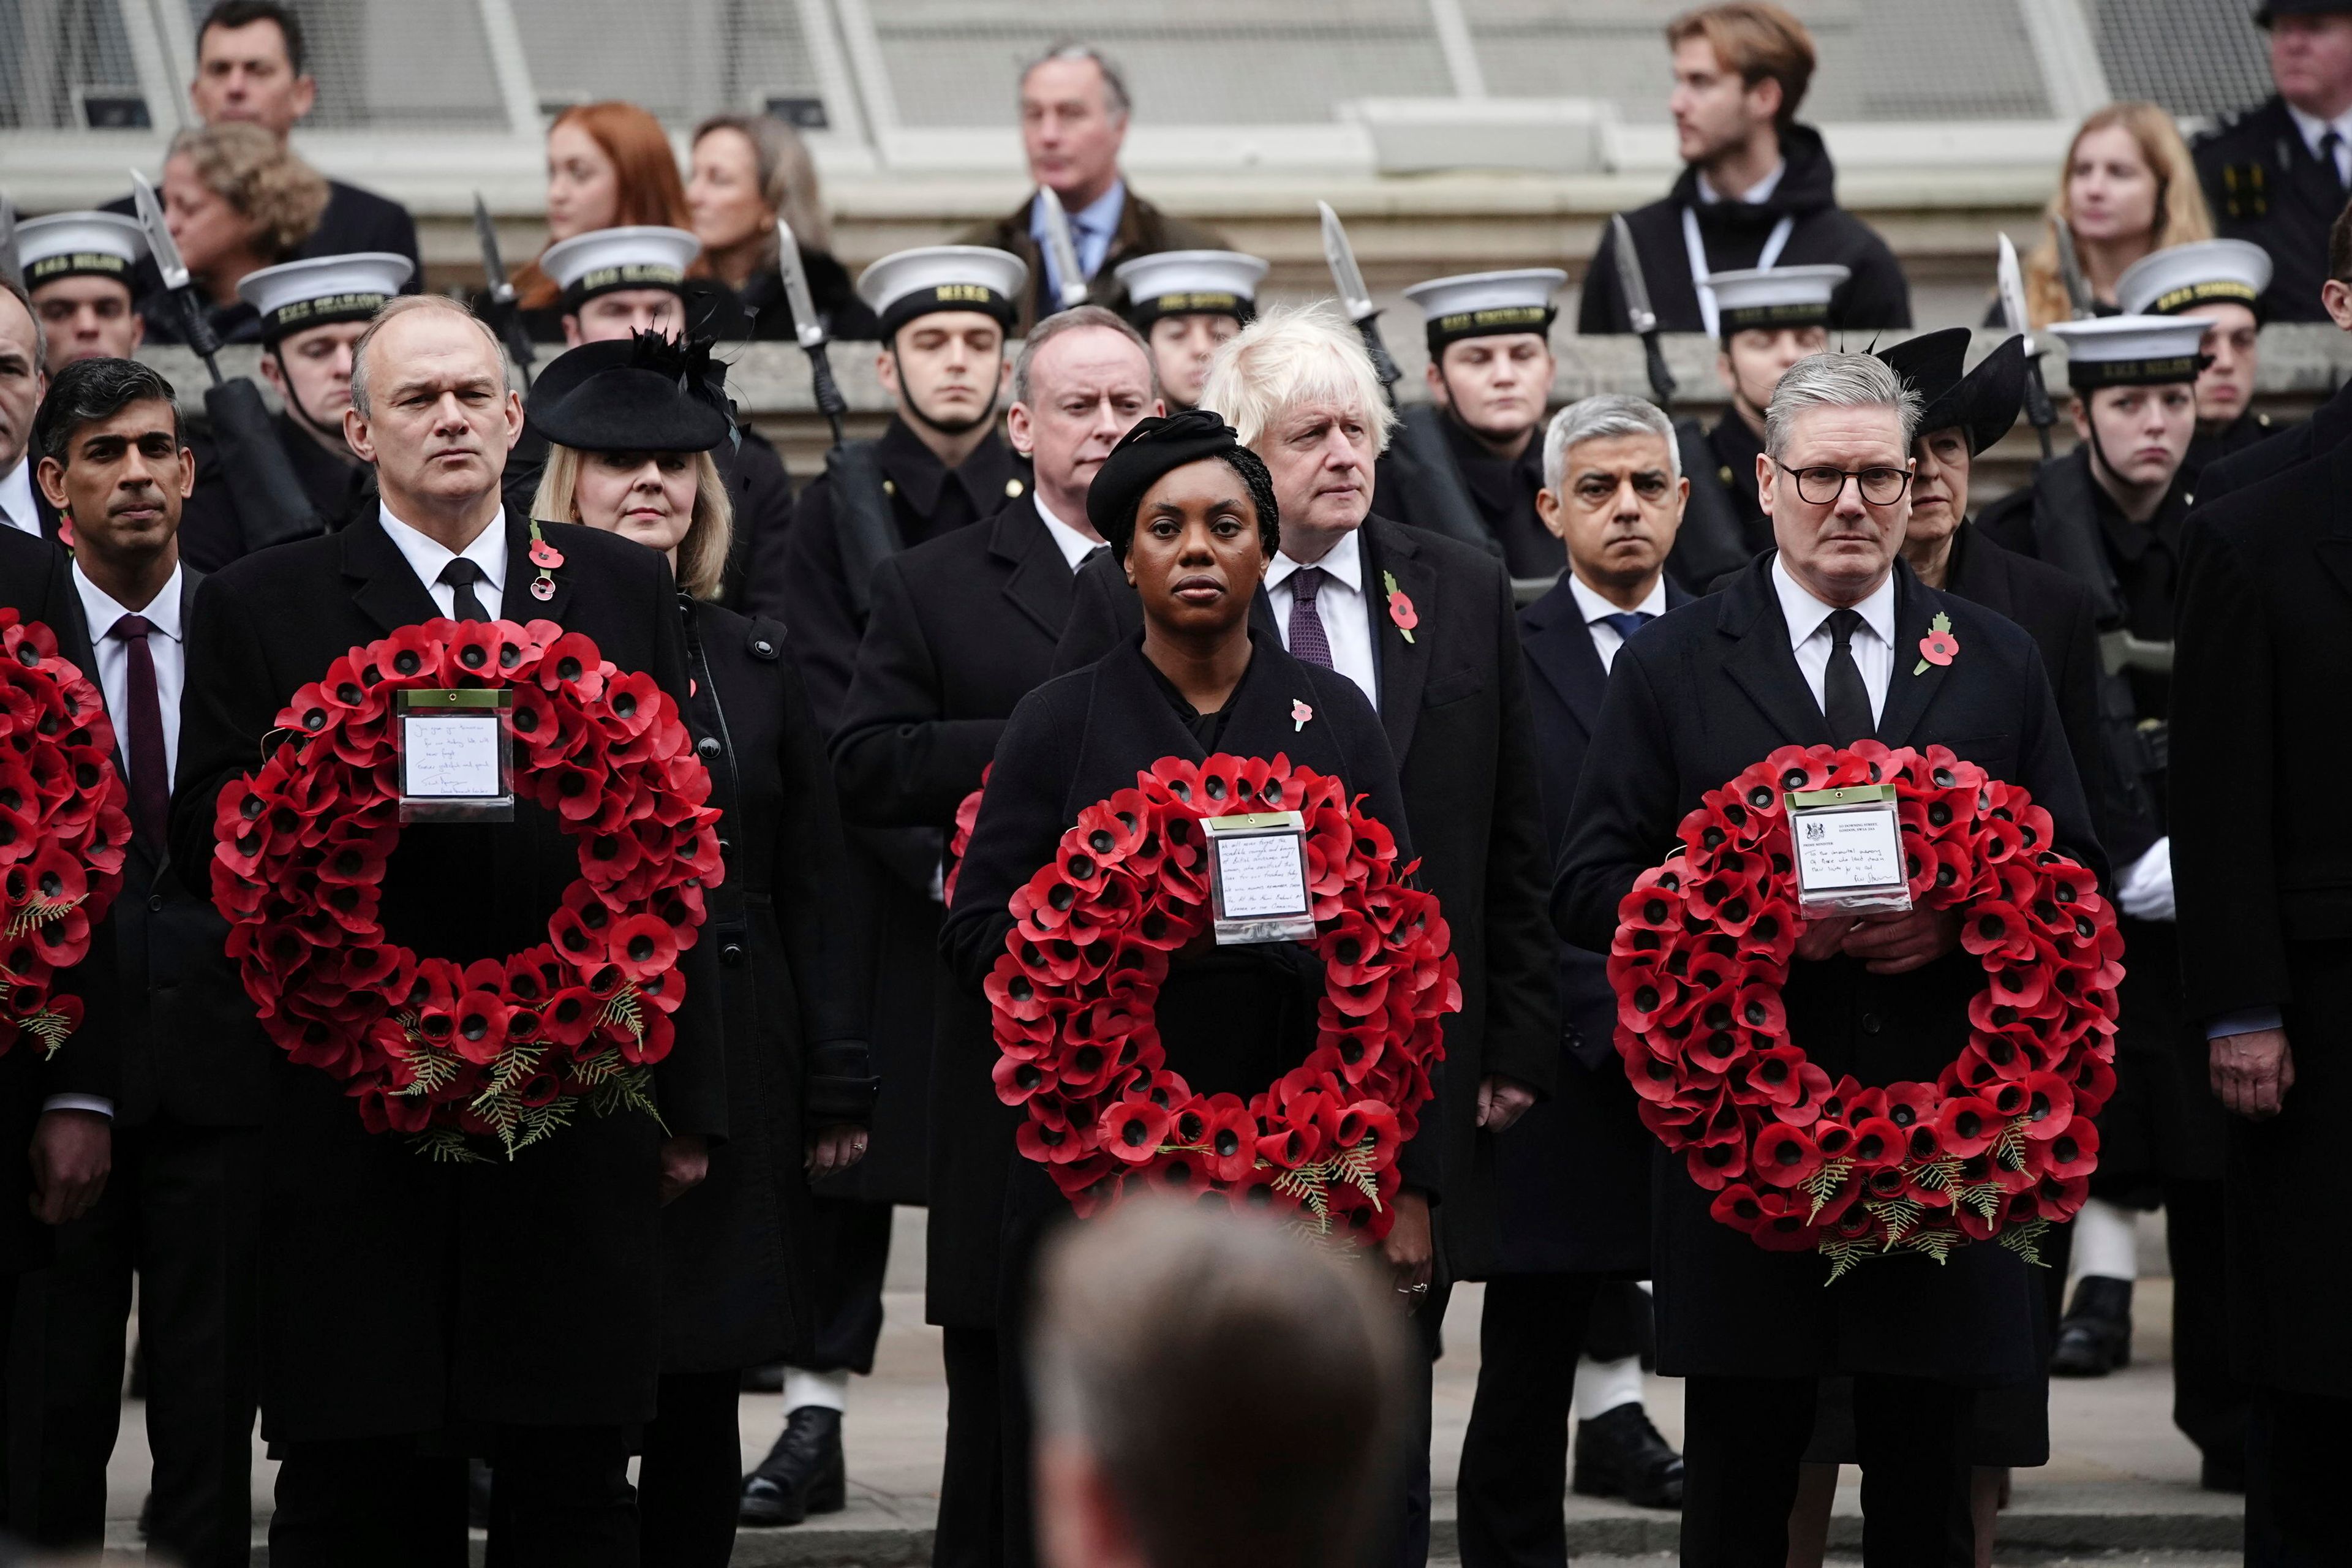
xmin=1668 ymin=414 xmax=1774 ymax=587
xmin=660 ymin=597 xmax=875 ymax=1373
xmin=1501 ymin=574 xmax=1694 ymax=1276
xmin=1371 ymin=406 xmax=1556 ymax=579
xmin=734 ymin=247 xmax=881 ymax=343
xmin=1052 ymin=516 xmax=1559 ymax=1280
xmin=2172 ymin=431 xmax=2352 ymax=1394
xmin=168 ymin=509 xmax=725 ymax=1440
xmin=1577 ymin=123 xmax=1912 ymax=336
xmin=1553 ymin=555 xmax=2100 ymax=1381
xmin=2195 ymin=97 xmax=2339 ymax=325
xmin=832 ymin=500 xmax=1095 ymax=1324
xmin=179 ymin=412 xmax=375 ymax=573
xmin=2183 ymin=410 xmax=2283 ymax=494
xmin=2198 ymin=375 xmax=2352 ymax=502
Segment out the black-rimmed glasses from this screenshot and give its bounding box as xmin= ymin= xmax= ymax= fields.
xmin=1775 ymin=461 xmax=1912 ymax=507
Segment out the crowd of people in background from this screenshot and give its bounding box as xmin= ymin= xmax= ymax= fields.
xmin=4 ymin=1 xmax=2352 ymax=1566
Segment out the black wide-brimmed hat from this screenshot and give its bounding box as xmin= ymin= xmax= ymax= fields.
xmin=525 ymin=331 xmax=734 ymax=453
xmin=1875 ymin=328 xmax=2027 ymax=456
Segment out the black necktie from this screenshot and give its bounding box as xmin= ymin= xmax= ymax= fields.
xmin=2324 ymin=129 xmax=2348 ymax=193
xmin=438 ymin=558 xmax=492 ymax=622
xmin=1822 ymin=608 xmax=1875 ymax=744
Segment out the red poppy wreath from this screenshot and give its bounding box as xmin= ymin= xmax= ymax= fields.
xmin=209 ymin=619 xmax=722 ymax=1159
xmin=1610 ymin=742 xmax=2120 ymax=1276
xmin=0 ymin=610 xmax=129 ymax=1057
xmin=983 ymin=754 xmax=1458 ymax=1245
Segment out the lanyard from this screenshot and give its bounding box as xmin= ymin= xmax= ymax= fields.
xmin=1684 ymin=205 xmax=1796 ymax=337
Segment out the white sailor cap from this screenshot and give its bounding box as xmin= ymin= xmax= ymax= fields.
xmin=236 ymin=252 xmax=415 ymax=341
xmin=1703 ymin=264 xmax=1850 ymax=338
xmin=2046 ymin=315 xmax=2212 ymax=390
xmin=1112 ymin=250 xmax=1270 ymax=328
xmin=1403 ymin=268 xmax=1567 ymax=351
xmin=2115 ymin=239 xmax=2274 ymax=320
xmin=17 ymin=213 xmax=148 ymax=289
xmin=858 ymin=246 xmax=1028 ymax=336
xmin=541 ymin=226 xmax=701 ymax=306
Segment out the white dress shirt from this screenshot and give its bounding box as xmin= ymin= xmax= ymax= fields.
xmin=1567 ymin=573 xmax=1668 ymax=675
xmin=72 ymin=560 xmax=186 ymax=797
xmin=1266 ymin=529 xmax=1378 ymax=707
xmin=380 ymin=505 xmax=508 ymax=618
xmin=1030 ymin=491 xmax=1106 ymax=572
xmin=0 ymin=456 xmax=38 ymax=538
xmin=2287 ymin=102 xmax=2352 ymax=185
xmin=1771 ymin=555 xmax=1895 ymax=727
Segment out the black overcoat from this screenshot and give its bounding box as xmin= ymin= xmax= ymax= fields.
xmin=1552 ymin=555 xmax=2103 ymax=1382
xmin=1500 ymin=576 xmax=1692 ymax=1276
xmin=660 ymin=597 xmax=875 ymax=1373
xmin=2193 ymin=96 xmax=2339 ymax=325
xmin=0 ymin=529 xmax=118 ymax=1273
xmin=2173 ymin=439 xmax=2352 ymax=1396
xmin=167 ymin=510 xmax=726 ymax=1441
xmin=830 ymin=498 xmax=1085 ymax=1327
xmin=1051 ymin=516 xmax=1559 ymax=1280
xmin=2198 ymin=377 xmax=2352 ymax=502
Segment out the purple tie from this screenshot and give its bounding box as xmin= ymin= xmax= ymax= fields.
xmin=111 ymin=614 xmax=170 ymax=849
xmin=1286 ymin=566 xmax=1334 ymax=669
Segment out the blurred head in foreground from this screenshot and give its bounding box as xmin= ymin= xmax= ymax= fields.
xmin=1030 ymin=1199 xmax=1409 ymax=1568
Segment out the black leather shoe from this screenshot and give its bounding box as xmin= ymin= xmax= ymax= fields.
xmin=1571 ymin=1402 xmax=1684 ymax=1510
xmin=2049 ymin=1276 xmax=2133 ymax=1378
xmin=739 ymin=1406 xmax=846 ymax=1527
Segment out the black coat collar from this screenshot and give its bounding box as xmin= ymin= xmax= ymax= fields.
xmin=341 ymin=507 xmax=569 ymax=633
xmin=988 ymin=496 xmax=1087 ymax=641
xmin=1360 ymin=516 xmax=1434 ymax=758
xmin=876 ymin=418 xmax=1020 ymax=521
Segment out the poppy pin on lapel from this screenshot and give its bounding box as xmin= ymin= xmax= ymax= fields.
xmin=1292 ymin=699 xmax=1314 ymax=732
xmin=1382 ymin=571 xmax=1417 ymax=644
xmin=1913 ymin=611 xmax=1958 ymax=675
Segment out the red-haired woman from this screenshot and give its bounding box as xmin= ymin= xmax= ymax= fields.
xmin=511 ymin=102 xmax=698 ymax=339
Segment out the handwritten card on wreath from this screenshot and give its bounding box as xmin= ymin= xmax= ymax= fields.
xmin=1205 ymin=811 xmax=1317 ymax=944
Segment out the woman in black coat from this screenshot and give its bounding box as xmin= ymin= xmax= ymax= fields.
xmin=527 ymin=334 xmax=878 ymax=1566
xmin=941 ymin=412 xmax=1426 ymax=1568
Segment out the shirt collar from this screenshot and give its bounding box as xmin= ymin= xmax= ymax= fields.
xmin=1029 ymin=489 xmax=1105 ymax=571
xmin=1267 ymin=528 xmax=1364 ymax=594
xmin=1771 ymin=552 xmax=1895 ymax=652
xmin=1695 ymin=160 xmax=1786 ymax=206
xmin=1567 ymin=571 xmax=1667 ymax=626
xmin=379 ymin=503 xmax=509 ymax=601
xmin=2286 ymin=102 xmax=2352 ymax=157
xmin=73 ymin=559 xmax=186 ymax=642
xmin=0 ymin=456 xmax=37 ymax=537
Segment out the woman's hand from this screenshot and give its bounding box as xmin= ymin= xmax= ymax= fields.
xmin=1380 ymin=1188 xmax=1434 ymax=1310
xmin=657 ymin=1134 xmax=709 ymax=1205
xmin=807 ymin=1125 xmax=870 ymax=1179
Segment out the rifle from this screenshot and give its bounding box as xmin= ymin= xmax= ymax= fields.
xmin=473 ymin=193 xmax=537 ymax=390
xmin=776 ymin=216 xmax=847 ymax=449
xmin=1318 ymin=202 xmax=1401 ymax=408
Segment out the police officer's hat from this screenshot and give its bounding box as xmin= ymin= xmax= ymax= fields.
xmin=236 ymin=252 xmax=415 ymax=342
xmin=2047 ymin=315 xmax=2212 ymax=391
xmin=1113 ymin=250 xmax=1269 ymax=332
xmin=1403 ymin=268 xmax=1567 ymax=356
xmin=2115 ymin=239 xmax=2274 ymax=320
xmin=1704 ymin=265 xmax=1849 ymax=340
xmin=16 ymin=213 xmax=148 ymax=291
xmin=858 ymin=246 xmax=1028 ymax=339
xmin=541 ymin=227 xmax=701 ymax=307
xmin=1874 ymin=328 xmax=2027 ymax=456
xmin=2255 ymin=1 xmax=2352 ymax=26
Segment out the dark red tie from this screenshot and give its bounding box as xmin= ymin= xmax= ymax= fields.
xmin=111 ymin=614 xmax=170 ymax=849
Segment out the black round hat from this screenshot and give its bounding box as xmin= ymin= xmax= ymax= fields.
xmin=525 ymin=331 xmax=734 ymax=453
xmin=1875 ymin=328 xmax=2026 ymax=456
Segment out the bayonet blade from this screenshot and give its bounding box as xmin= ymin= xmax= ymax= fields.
xmin=1996 ymin=232 xmax=2035 ymax=353
xmin=473 ymin=193 xmax=514 ymax=306
xmin=774 ymin=216 xmax=830 ymax=350
xmin=1035 ymin=186 xmax=1089 ymax=312
xmin=2050 ymin=218 xmax=2095 ymax=319
xmin=1318 ymin=200 xmax=1376 ymax=323
xmin=1609 ymin=213 xmax=1658 ymax=336
xmin=130 ymin=170 xmax=189 ymax=292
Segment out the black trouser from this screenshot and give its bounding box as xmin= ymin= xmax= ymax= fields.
xmin=638 ymin=1369 xmax=742 ymax=1568
xmin=801 ymin=1197 xmax=894 ymax=1374
xmin=2246 ymin=1387 xmax=2352 ymax=1566
xmin=934 ymin=1325 xmax=1004 ymax=1568
xmin=271 ymin=1426 xmax=636 ymax=1568
xmin=14 ymin=1120 xmax=261 ymax=1568
xmin=1456 ymin=1273 xmax=1604 ymax=1568
xmin=2162 ymin=1178 xmax=2245 ymax=1468
xmin=1681 ymin=1373 xmax=1972 ymax=1568
xmin=1373 ymin=1279 xmax=1450 ymax=1568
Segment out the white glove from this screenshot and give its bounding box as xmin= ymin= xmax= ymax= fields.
xmin=2117 ymin=837 xmax=2174 ymax=922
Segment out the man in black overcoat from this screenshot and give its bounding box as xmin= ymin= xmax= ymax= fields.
xmin=2173 ymin=428 xmax=2352 ymax=1564
xmin=1052 ymin=303 xmax=1556 ymax=1567
xmin=829 ymin=305 xmax=1160 ymax=1568
xmin=1554 ymin=352 xmax=2101 ymax=1566
xmin=168 ymin=296 xmax=725 ymax=1567
xmin=17 ymin=359 xmax=265 ymax=1567
xmin=1457 ymin=393 xmax=1694 ymax=1565
xmin=733 ymin=247 xmax=1034 ymax=1523
xmin=2198 ymin=198 xmax=2352 ymax=502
